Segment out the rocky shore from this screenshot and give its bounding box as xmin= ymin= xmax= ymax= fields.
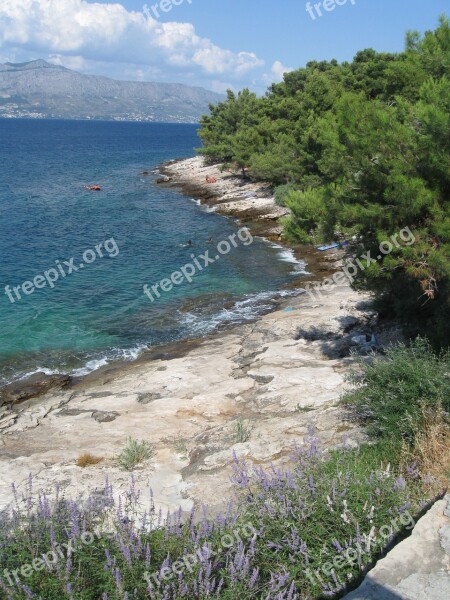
xmin=0 ymin=156 xmax=376 ymax=516
xmin=160 ymin=156 xmax=290 ymax=239
xmin=2 ymin=155 xmax=447 ymax=598
xmin=0 ymin=279 xmax=376 ymax=515
xmin=159 ymin=156 xmax=336 ymax=279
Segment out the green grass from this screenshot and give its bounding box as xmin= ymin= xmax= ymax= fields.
xmin=115 ymin=437 xmax=154 ymax=471
xmin=233 ymin=418 xmax=252 ymax=443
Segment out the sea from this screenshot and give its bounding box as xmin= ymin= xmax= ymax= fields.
xmin=0 ymin=119 xmax=306 ymax=387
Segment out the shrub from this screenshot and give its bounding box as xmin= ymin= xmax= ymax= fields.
xmin=174 ymin=438 xmax=188 ymax=458
xmin=283 ymin=187 xmax=330 ymax=243
xmin=76 ymin=452 xmax=103 ymax=468
xmin=273 ymin=183 xmax=297 ymax=206
xmin=115 ymin=437 xmax=154 ymax=471
xmin=0 ymin=434 xmax=434 ymax=600
xmin=401 ymin=404 xmax=450 ymax=486
xmin=233 ymin=418 xmax=252 ymax=443
xmin=231 ymin=434 xmax=430 ymax=598
xmin=342 ymin=337 xmax=450 ymax=441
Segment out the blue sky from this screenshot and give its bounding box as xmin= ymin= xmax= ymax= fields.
xmin=0 ymin=0 xmax=448 ymax=93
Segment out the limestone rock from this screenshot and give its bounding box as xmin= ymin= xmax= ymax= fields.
xmin=0 ymin=373 xmax=71 ymax=408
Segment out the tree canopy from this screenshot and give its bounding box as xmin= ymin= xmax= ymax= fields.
xmin=198 ymin=17 xmax=450 ymax=347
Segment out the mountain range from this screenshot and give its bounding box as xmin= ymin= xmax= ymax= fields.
xmin=0 ymin=60 xmax=223 ymax=123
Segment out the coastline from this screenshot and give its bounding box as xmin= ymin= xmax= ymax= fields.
xmin=0 ymin=154 xmax=377 ymax=518
xmin=0 ymin=279 xmax=375 ymax=515
xmin=159 ymin=156 xmax=338 ymax=282
xmin=0 ymin=155 xmax=340 ymax=407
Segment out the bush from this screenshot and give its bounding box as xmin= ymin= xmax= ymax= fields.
xmin=232 ymin=434 xmax=429 ymax=598
xmin=233 ymin=418 xmax=252 ymax=443
xmin=76 ymin=452 xmax=103 ymax=468
xmin=115 ymin=437 xmax=154 ymax=471
xmin=342 ymin=338 xmax=450 ymax=441
xmin=0 ymin=434 xmax=434 ymax=600
xmin=283 ymin=187 xmax=331 ymax=243
xmin=273 ymin=184 xmax=297 ymax=206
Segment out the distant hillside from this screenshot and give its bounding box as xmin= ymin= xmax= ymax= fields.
xmin=0 ymin=60 xmax=224 ymax=123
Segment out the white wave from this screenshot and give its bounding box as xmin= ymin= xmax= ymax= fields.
xmin=15 ymin=367 xmax=63 ymax=381
xmin=178 ymin=289 xmax=303 ymax=336
xmin=262 ymin=240 xmax=308 ymax=274
xmin=71 ymin=344 xmax=148 ymax=377
xmin=71 ymin=358 xmax=109 ymax=377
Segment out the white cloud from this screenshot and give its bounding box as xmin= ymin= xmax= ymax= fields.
xmin=271 ymin=60 xmax=293 ymax=81
xmin=48 ymin=54 xmax=89 ymax=71
xmin=0 ymin=0 xmax=265 ymax=88
xmin=256 ymin=60 xmax=294 ymax=92
xmin=210 ymin=80 xmax=236 ymax=94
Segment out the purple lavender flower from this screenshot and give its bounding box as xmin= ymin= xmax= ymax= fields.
xmin=394 ymin=476 xmax=406 ymax=490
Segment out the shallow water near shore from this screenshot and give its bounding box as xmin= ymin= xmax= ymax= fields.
xmin=0 ymin=119 xmax=305 ymax=386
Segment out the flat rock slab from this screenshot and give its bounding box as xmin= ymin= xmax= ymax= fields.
xmin=344 ymin=495 xmax=450 ymax=599
xmin=0 ymin=284 xmax=371 ymax=517
xmin=0 ymin=373 xmax=71 ymax=407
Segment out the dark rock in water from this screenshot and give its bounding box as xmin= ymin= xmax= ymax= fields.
xmin=0 ymin=373 xmax=71 ymax=407
xmin=91 ymin=410 xmax=120 ymax=423
xmin=141 ymin=171 xmax=150 ymax=176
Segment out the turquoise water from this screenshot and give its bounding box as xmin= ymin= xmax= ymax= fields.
xmin=0 ymin=120 xmax=304 ymax=385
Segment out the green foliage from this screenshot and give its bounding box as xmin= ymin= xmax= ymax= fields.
xmin=233 ymin=418 xmax=252 ymax=443
xmin=273 ymin=183 xmax=296 ymax=206
xmin=197 ymin=89 xmax=261 ymax=163
xmin=198 ymin=16 xmax=450 ymax=347
xmin=174 ymin=438 xmax=188 ymax=456
xmin=233 ymin=435 xmax=429 ymax=599
xmin=0 ymin=436 xmax=434 ymax=599
xmin=283 ymin=187 xmax=328 ymax=243
xmin=342 ymin=338 xmax=450 ymax=441
xmin=115 ymin=437 xmax=154 ymax=470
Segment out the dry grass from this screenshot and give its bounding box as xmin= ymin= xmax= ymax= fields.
xmin=402 ymin=404 xmax=450 ymax=488
xmin=76 ymin=452 xmax=104 ymax=468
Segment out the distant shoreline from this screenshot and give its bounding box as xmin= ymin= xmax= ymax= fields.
xmin=0 ymin=116 xmax=201 ymax=124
